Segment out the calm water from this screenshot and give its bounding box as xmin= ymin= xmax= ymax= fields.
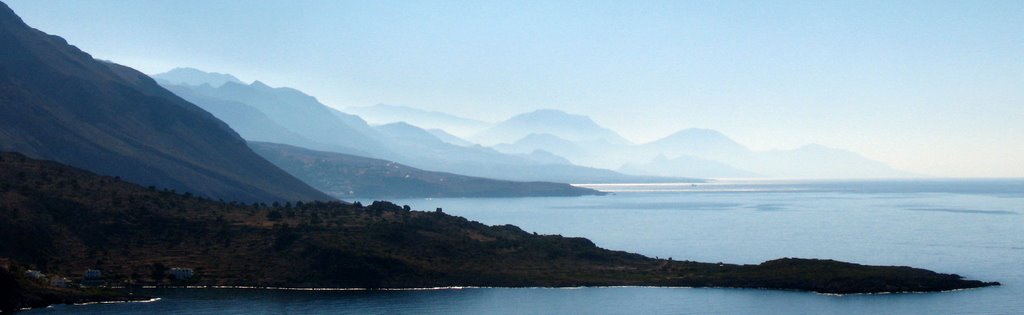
xmin=34 ymin=179 xmax=1024 ymax=314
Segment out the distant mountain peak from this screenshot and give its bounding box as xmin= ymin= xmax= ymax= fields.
xmin=657 ymin=128 xmax=738 ymax=144
xmin=0 ymin=2 xmax=26 ymax=26
xmin=378 ymin=121 xmax=419 ymax=131
xmin=250 ymin=80 xmax=270 ymax=89
xmin=511 ymin=109 xmax=593 ymax=124
xmin=668 ymin=128 xmax=728 ymax=137
xmin=525 ymin=108 xmax=569 ymax=115
xmin=152 ymin=67 xmax=243 ymax=87
xmin=516 ymin=133 xmax=570 ymax=143
xmin=473 ymin=109 xmax=631 ymax=146
xmin=644 ymin=127 xmax=750 ymax=157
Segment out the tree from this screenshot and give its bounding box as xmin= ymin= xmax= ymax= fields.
xmin=266 ymin=210 xmax=283 ymax=221
xmin=151 ymin=263 xmax=167 ymax=281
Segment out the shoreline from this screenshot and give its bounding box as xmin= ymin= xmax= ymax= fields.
xmin=122 ymin=282 xmax=999 ymax=296
xmin=23 ymin=283 xmax=1001 ymax=312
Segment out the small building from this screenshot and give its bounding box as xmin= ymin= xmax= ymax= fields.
xmin=81 ymin=269 xmax=107 ymax=287
xmin=49 ymin=276 xmax=69 ymax=288
xmin=84 ymin=269 xmax=102 ymax=279
xmin=25 ymin=270 xmax=44 ymax=280
xmin=169 ymin=267 xmax=194 ymax=280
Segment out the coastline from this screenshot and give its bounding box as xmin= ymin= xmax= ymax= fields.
xmin=127 ymin=282 xmax=998 ymax=296
xmin=31 ymin=283 xmax=999 ymax=312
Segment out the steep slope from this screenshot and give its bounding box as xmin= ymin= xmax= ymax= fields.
xmin=160 ymin=84 xmax=321 ymax=147
xmin=249 ymin=142 xmax=603 ymax=198
xmin=345 ymin=103 xmax=491 ymax=137
xmin=472 ymin=109 xmax=632 ymax=146
xmin=163 ymin=79 xmax=393 ymax=158
xmin=0 ymin=4 xmax=330 ymax=202
xmin=0 ymin=152 xmax=997 ymax=294
xmin=160 ymin=83 xmax=363 ymax=155
xmin=426 ymin=128 xmax=475 ymax=146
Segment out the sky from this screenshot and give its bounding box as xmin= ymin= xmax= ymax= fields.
xmin=5 ymin=0 xmax=1023 ymax=177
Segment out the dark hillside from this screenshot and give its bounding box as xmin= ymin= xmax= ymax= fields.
xmin=0 ymin=2 xmax=330 ymax=202
xmin=0 ymin=152 xmax=997 ymax=295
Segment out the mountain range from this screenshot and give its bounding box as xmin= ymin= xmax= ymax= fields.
xmin=0 ymin=6 xmax=329 ymax=202
xmin=155 ymin=69 xmax=687 ymax=184
xmin=157 ymin=64 xmax=912 ymax=180
xmin=155 ymin=77 xmax=392 ymax=158
xmin=491 ymin=122 xmax=914 ymax=179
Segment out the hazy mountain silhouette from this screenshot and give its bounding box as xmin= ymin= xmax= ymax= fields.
xmin=472 ymin=109 xmax=632 ymax=146
xmin=249 ymin=142 xmax=601 ymax=198
xmin=369 ymin=122 xmax=674 ymax=182
xmin=345 ymin=103 xmax=490 ymax=137
xmin=516 ymin=149 xmax=574 ymax=165
xmin=0 ymin=4 xmax=331 ymax=202
xmin=157 ymin=69 xmax=682 ymax=183
xmin=161 ymin=84 xmax=349 ymax=153
xmin=640 ymin=128 xmax=752 ymax=162
xmin=152 ymin=67 xmax=243 ymax=87
xmin=630 ymin=131 xmax=914 ymax=179
xmin=154 ymin=79 xmax=393 ymax=158
xmin=488 ymin=123 xmax=913 ymax=178
xmin=426 ymin=128 xmax=475 ymax=146
xmin=493 ymin=133 xmax=591 ymax=162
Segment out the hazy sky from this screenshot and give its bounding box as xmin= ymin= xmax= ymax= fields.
xmin=6 ymin=0 xmax=1023 ymax=177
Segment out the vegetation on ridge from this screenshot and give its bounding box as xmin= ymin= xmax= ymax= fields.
xmin=0 ymin=152 xmax=998 ymax=304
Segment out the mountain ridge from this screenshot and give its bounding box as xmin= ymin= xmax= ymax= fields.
xmin=0 ymin=6 xmax=331 ymax=202
xmin=157 ymin=71 xmax=680 ymax=184
xmin=152 ymin=67 xmax=243 ymax=87
xmin=249 ymin=142 xmax=603 ymax=198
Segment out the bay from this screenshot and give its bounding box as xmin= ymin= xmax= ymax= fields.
xmin=33 ymin=179 xmax=1024 ymax=314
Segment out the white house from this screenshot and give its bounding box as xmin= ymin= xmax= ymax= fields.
xmin=49 ymin=276 xmax=69 ymax=288
xmin=84 ymin=269 xmax=102 ymax=279
xmin=25 ymin=270 xmax=44 ymax=279
xmin=169 ymin=267 xmax=194 ymax=280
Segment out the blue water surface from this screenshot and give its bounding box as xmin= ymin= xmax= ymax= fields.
xmin=33 ymin=179 xmax=1024 ymax=314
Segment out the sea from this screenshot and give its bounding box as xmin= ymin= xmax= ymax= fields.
xmin=31 ymin=179 xmax=1024 ymax=314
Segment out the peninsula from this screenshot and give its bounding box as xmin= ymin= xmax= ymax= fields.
xmin=0 ymin=152 xmax=998 ymax=312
